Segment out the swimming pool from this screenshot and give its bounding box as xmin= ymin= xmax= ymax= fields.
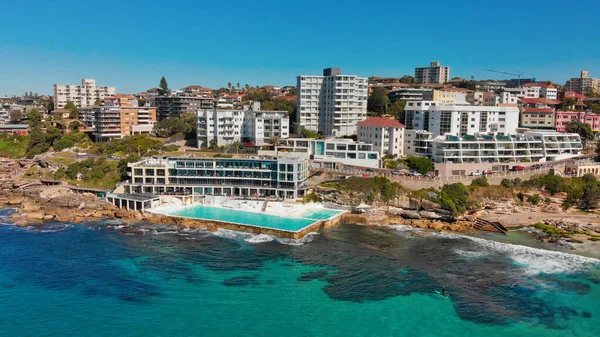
xmin=299 ymin=209 xmax=343 ymax=220
xmin=168 ymin=206 xmax=317 ymax=232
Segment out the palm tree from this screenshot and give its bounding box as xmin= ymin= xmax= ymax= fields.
xmin=236 ymin=83 xmax=240 ymax=90
xmin=227 ymin=82 xmax=232 ymax=91
xmin=271 ymin=136 xmax=281 ymax=147
xmin=244 ymin=84 xmax=250 ymax=91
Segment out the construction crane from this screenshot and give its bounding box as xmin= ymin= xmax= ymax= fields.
xmin=483 ymin=69 xmax=525 ymax=86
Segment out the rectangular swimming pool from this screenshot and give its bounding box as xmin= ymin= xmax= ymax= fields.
xmin=168 ymin=206 xmax=317 ymax=232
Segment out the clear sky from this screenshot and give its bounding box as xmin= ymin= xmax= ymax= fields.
xmin=1 ymin=0 xmax=598 ymax=96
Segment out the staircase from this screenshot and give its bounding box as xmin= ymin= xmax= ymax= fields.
xmin=261 ymin=199 xmax=269 ymax=212
xmin=473 ymin=217 xmax=508 ymax=234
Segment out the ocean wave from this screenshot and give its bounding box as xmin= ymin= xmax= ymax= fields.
xmin=384 ymin=224 xmax=422 ymax=232
xmin=436 ymin=232 xmax=600 ymax=275
xmin=454 ymin=249 xmax=490 ymax=259
xmin=212 ymin=229 xmax=318 ymax=246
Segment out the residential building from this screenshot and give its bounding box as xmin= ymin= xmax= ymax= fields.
xmin=467 ymin=80 xmax=506 ymax=92
xmin=404 ymin=94 xmax=520 ymax=137
xmin=183 ymin=85 xmax=213 ymax=97
xmin=357 ymin=117 xmax=405 ymax=157
xmin=197 ymin=102 xmax=289 ymax=148
xmin=93 ymin=96 xmax=157 ymax=141
xmin=0 ymin=108 xmax=10 ymax=124
xmin=555 ymin=111 xmax=600 ymax=132
xmin=520 ymin=108 xmax=555 ymax=129
xmin=388 ymin=88 xmax=432 ymax=103
xmin=53 ymin=78 xmax=116 ymax=109
xmin=0 ymin=124 xmax=30 ymax=136
xmin=275 ymin=138 xmax=380 ymax=168
xmin=124 ymin=156 xmax=311 ymax=200
xmin=155 ymin=94 xmax=213 ymax=120
xmin=404 ymin=129 xmax=582 ymax=164
xmin=423 ymin=88 xmax=473 ymax=104
xmin=566 ymin=71 xmax=600 ymax=95
xmin=414 ymin=61 xmax=450 ymax=84
xmin=296 ymin=68 xmax=368 ymax=137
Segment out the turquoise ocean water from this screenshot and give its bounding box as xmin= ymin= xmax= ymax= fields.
xmin=0 ymin=208 xmax=599 ymax=337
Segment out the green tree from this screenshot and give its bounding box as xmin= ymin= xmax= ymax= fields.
xmin=439 ymin=183 xmax=469 ymax=215
xmin=500 ymin=178 xmax=512 ymax=188
xmin=367 ymin=87 xmax=389 ymax=116
xmin=244 ymin=84 xmax=250 ymax=90
xmin=158 ymin=76 xmax=169 ymax=95
xmin=64 ymin=101 xmax=79 ymax=119
xmin=406 ymin=156 xmax=434 ymax=174
xmin=389 ymin=100 xmax=406 ymax=121
xmin=399 ymin=75 xmax=414 ymax=84
xmin=27 ymin=109 xmax=42 ymax=127
xmin=209 ymin=139 xmax=218 ymax=149
xmin=236 ymin=83 xmax=240 ymax=90
xmin=527 ymin=194 xmax=541 ymax=205
xmin=9 ymin=110 xmax=22 ymax=123
xmin=52 ymin=137 xmax=75 ymax=151
xmin=117 ymin=155 xmax=140 ymax=181
xmin=580 ymin=183 xmax=600 ymax=210
xmin=153 ymin=117 xmax=191 ymax=138
xmin=299 ymin=129 xmax=320 ymax=139
xmin=566 ymin=120 xmax=593 ymax=145
xmin=69 ymin=121 xmax=82 ymax=130
xmin=559 ymin=98 xmax=578 ymax=111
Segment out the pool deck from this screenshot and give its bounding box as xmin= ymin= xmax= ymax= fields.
xmin=147 ymin=197 xmax=346 ymax=239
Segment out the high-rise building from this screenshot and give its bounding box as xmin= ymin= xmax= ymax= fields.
xmin=565 ymin=71 xmax=600 ymax=95
xmin=296 ymin=68 xmax=368 ymax=137
xmin=54 ymin=78 xmax=116 ymax=109
xmin=414 ymin=61 xmax=450 ymax=84
xmin=155 ymin=94 xmax=214 ymax=120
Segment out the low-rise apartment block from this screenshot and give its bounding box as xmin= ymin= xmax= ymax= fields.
xmin=93 ymin=96 xmax=157 ymax=141
xmin=54 ymin=78 xmax=116 ymax=109
xmin=566 ymin=71 xmax=600 ymax=95
xmin=197 ymin=102 xmax=289 ymax=148
xmin=357 ymin=117 xmax=405 ymax=157
xmin=404 ymin=129 xmax=582 ymax=164
xmin=555 ymin=111 xmax=600 ymax=132
xmin=155 ymin=94 xmax=214 ymax=120
xmin=275 ymin=138 xmax=380 ymax=168
xmin=404 ymin=94 xmax=520 ymax=137
xmin=124 ymin=156 xmax=310 ymax=200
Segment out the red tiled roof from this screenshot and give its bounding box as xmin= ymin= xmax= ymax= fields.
xmin=357 ymin=117 xmax=405 ymax=128
xmin=520 ymin=98 xmax=559 ymax=105
xmin=273 ymin=95 xmax=296 ymax=101
xmin=522 ymin=108 xmax=554 ymax=113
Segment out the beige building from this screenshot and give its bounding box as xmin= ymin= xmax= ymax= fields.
xmin=54 ymin=78 xmax=116 ymax=109
xmin=423 ymin=88 xmax=473 ymax=104
xmin=414 ymin=61 xmax=450 ymax=84
xmin=520 ymin=108 xmax=555 ymax=129
xmin=94 ymin=95 xmax=157 ymax=142
xmin=565 ymin=71 xmax=600 ymax=95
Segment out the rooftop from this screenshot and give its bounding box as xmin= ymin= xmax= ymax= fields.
xmin=358 ymin=117 xmax=405 ymax=128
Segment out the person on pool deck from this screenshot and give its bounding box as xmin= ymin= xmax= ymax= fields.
xmin=441 ymin=287 xmax=446 ymax=296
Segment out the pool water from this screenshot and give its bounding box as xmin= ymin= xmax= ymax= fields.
xmin=169 ymin=206 xmax=317 ymax=232
xmin=299 ymin=209 xmax=343 ymax=220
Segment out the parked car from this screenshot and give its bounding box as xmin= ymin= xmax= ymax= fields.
xmin=483 ymin=169 xmax=494 ymax=175
xmin=365 ymin=169 xmax=375 ymax=173
xmin=108 ymin=154 xmax=115 ymax=159
xmin=470 ymin=171 xmax=483 ymax=176
xmin=76 ymin=152 xmax=88 ymax=157
xmin=512 ymin=165 xmax=524 ymax=171
xmin=411 ymin=171 xmax=422 ymax=177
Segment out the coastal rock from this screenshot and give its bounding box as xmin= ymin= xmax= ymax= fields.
xmin=21 ymin=200 xmax=41 ymax=212
xmin=22 ymin=211 xmax=45 ymax=220
xmin=399 ymin=210 xmax=421 ymax=220
xmin=115 ymin=208 xmax=130 ymax=219
xmin=42 ymin=214 xmax=55 ymax=220
xmin=419 ymin=211 xmax=442 ymax=220
xmin=6 ymin=196 xmax=23 ymax=205
xmin=54 ymin=212 xmax=73 ymax=222
xmin=132 ymin=211 xmax=144 ymax=220
xmin=429 ymin=222 xmax=445 ymax=230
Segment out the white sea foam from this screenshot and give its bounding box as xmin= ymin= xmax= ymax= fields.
xmin=454 ymin=249 xmax=490 ymax=259
xmin=434 ymin=232 xmax=600 ymax=275
xmin=385 ymin=224 xmax=422 ymax=232
xmin=212 ymin=228 xmax=318 ymax=246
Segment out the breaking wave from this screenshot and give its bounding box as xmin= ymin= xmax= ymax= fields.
xmin=212 ymin=228 xmax=319 ymax=245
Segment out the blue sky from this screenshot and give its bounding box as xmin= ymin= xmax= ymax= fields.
xmin=0 ymin=0 xmax=598 ymax=96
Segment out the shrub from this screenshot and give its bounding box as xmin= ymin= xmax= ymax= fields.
xmin=500 ymin=178 xmax=512 ymax=188
xmin=302 ymin=191 xmax=323 ymax=204
xmin=405 ymin=156 xmax=434 ymax=175
xmin=561 ymin=201 xmax=572 ymax=210
xmin=544 ymin=197 xmax=551 ymax=205
xmin=471 ymin=176 xmax=489 ymax=187
xmin=439 ymin=183 xmax=469 ymax=215
xmin=527 ymin=194 xmax=541 ymax=205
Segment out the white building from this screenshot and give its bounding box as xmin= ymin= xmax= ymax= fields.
xmin=53 ymin=78 xmax=116 ymax=109
xmin=357 ymin=117 xmax=405 ymax=157
xmin=0 ymin=108 xmax=10 ymax=124
xmin=296 ymin=68 xmax=368 ymax=137
xmin=414 ymin=61 xmax=450 ymax=84
xmin=275 ymin=138 xmax=380 ymax=168
xmin=197 ymin=102 xmax=289 ymax=147
xmin=404 ymin=129 xmax=583 ymax=164
xmin=404 ymin=94 xmax=520 ymax=137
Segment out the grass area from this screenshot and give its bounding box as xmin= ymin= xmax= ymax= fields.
xmin=0 ymin=137 xmax=28 ymax=158
xmin=533 ymin=223 xmax=572 ymax=238
xmin=48 ymin=157 xmax=77 ymax=166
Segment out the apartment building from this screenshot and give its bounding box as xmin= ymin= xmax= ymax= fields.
xmin=183 ymin=85 xmax=213 ymax=97
xmin=155 ymin=94 xmax=214 ymax=120
xmin=197 ymin=102 xmax=289 ymax=147
xmin=404 ymin=129 xmax=582 ymax=164
xmin=414 ymin=61 xmax=450 ymax=84
xmin=0 ymin=108 xmax=9 ymax=124
xmin=124 ymin=156 xmax=311 ymax=200
xmin=555 ymin=111 xmax=600 ymax=132
xmin=404 ymin=94 xmax=520 ymax=137
xmin=357 ymin=117 xmax=405 ymax=157
xmin=423 ymin=88 xmax=473 ymax=104
xmin=53 ymin=78 xmax=116 ymax=109
xmin=93 ymin=96 xmax=157 ymax=142
xmin=565 ymin=71 xmax=600 ymax=95
xmin=388 ymin=88 xmax=432 ymax=103
xmin=275 ymin=138 xmax=380 ymax=168
xmin=520 ymin=108 xmax=555 ymax=129
xmin=296 ymin=68 xmax=368 ymax=137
